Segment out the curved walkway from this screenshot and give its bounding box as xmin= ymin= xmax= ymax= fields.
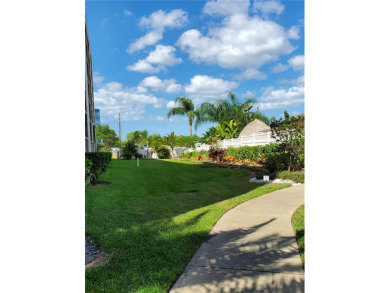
xmin=170 ymin=184 xmax=304 ymax=293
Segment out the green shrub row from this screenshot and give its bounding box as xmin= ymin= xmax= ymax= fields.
xmin=224 ymin=143 xmax=304 ymax=172
xmin=224 ymin=143 xmax=279 ymax=161
xmin=275 ymin=171 xmax=305 ymax=183
xmin=201 ymin=162 xmax=273 ymax=178
xmin=181 ymin=150 xmax=209 ymax=159
xmin=85 ymin=152 xmax=111 ymax=184
xmin=201 ymin=162 xmax=304 ymax=183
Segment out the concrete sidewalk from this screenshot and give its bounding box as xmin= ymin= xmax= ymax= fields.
xmin=170 ymin=184 xmax=304 ymax=293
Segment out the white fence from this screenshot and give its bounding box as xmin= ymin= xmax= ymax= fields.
xmin=222 ymin=132 xmax=275 ymax=148
xmin=184 ymin=132 xmax=275 ymax=153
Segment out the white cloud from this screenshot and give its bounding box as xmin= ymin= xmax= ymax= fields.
xmin=288 ymin=55 xmax=304 ymax=71
xmin=126 ymin=60 xmax=163 ymax=74
xmin=243 ymin=90 xmax=256 ymax=98
xmin=184 ymin=75 xmax=238 ymax=102
xmin=145 ymin=45 xmax=182 ymax=66
xmin=94 ymin=81 xmax=166 ymax=121
xmin=93 ymin=72 xmax=104 ymax=85
xmin=177 ymin=14 xmax=296 ymax=69
xmin=271 ymin=63 xmax=289 ymax=73
xmin=279 ymin=75 xmax=304 ymax=85
xmin=234 ymin=68 xmax=267 ymax=80
xmin=287 ymin=26 xmax=300 ymax=40
xmin=128 ymin=9 xmax=188 ymax=52
xmin=155 ymin=116 xmax=166 ymax=121
xmin=127 ymin=31 xmax=163 ymax=53
xmin=203 ymin=0 xmax=250 ymax=16
xmin=127 ymin=45 xmax=182 ymax=73
xmin=139 ymin=9 xmax=188 ymax=31
xmin=256 ymin=85 xmax=304 ymax=110
xmin=140 ymin=76 xmax=182 ymax=93
xmin=166 ymin=100 xmax=180 ymax=108
xmin=124 ymin=9 xmax=132 ymax=16
xmin=253 ymin=1 xmax=284 ymax=17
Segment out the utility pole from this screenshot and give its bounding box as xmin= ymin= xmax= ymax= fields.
xmin=118 ymin=112 xmax=121 ymax=157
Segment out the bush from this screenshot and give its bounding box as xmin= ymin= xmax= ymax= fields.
xmin=180 ymin=150 xmax=209 ymax=160
xmin=85 ymin=152 xmax=111 ymax=184
xmin=85 ymin=158 xmax=93 ymax=189
xmin=276 ymin=171 xmax=305 ymax=183
xmin=209 ymin=147 xmax=225 ymax=163
xmin=156 ymin=146 xmax=170 ymax=159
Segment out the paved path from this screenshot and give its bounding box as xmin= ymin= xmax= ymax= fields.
xmin=170 ymin=184 xmax=304 ymax=293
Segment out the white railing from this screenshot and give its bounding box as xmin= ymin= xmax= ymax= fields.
xmin=183 ymin=132 xmax=275 ymax=153
xmin=222 ymin=132 xmax=275 ymax=148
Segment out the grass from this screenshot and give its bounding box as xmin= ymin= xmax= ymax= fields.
xmin=85 ymin=159 xmax=291 ymax=292
xmin=292 ymin=204 xmax=305 ymax=266
xmin=276 ymin=170 xmax=305 ymax=183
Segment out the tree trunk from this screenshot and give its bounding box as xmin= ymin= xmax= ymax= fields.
xmin=190 ymin=124 xmax=192 ymax=137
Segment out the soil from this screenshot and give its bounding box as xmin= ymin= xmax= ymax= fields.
xmin=85 ymin=236 xmax=110 ymax=269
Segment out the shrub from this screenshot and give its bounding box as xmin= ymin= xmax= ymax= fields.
xmin=85 ymin=158 xmax=93 ymax=189
xmin=85 ymin=152 xmax=111 ymax=184
xmin=209 ymin=147 xmax=225 ymax=163
xmin=276 ymin=171 xmax=305 ymax=183
xmin=181 ymin=150 xmax=209 ymax=160
xmin=156 ymin=146 xmax=170 ymax=159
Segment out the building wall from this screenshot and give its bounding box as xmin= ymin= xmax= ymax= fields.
xmin=85 ymin=22 xmax=96 ymax=152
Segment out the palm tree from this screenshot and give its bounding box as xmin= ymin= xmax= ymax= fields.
xmin=194 ymin=92 xmax=266 ymax=131
xmin=167 ymin=97 xmax=197 ymax=136
xmin=164 ymin=132 xmax=176 ymax=157
xmin=121 ymin=140 xmax=138 ymax=160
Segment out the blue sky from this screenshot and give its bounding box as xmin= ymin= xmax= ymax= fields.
xmin=85 ymin=0 xmax=304 ymax=139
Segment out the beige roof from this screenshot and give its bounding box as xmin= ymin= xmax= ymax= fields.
xmin=239 ymin=119 xmax=271 ymax=137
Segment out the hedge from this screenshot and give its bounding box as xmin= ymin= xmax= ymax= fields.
xmin=181 ymin=150 xmax=209 ymax=159
xmin=85 ymin=152 xmax=111 ymax=184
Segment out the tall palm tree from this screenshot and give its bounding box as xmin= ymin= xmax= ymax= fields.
xmin=167 ymin=97 xmax=196 ymax=136
xmin=195 ymin=91 xmax=272 ymax=133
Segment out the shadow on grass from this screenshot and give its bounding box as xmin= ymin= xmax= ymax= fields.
xmin=85 ymin=159 xmax=293 ymax=292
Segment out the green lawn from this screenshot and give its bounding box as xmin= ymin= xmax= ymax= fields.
xmin=85 ymin=159 xmax=291 ymax=292
xmin=292 ymin=204 xmax=305 ymax=266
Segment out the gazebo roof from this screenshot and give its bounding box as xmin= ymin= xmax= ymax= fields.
xmin=239 ymin=119 xmax=271 ymax=137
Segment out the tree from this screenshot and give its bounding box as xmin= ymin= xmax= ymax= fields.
xmin=215 ymin=120 xmax=241 ymax=140
xmin=167 ymin=97 xmax=198 ymax=136
xmin=195 ymin=92 xmax=269 ymax=132
xmin=201 ymin=127 xmax=217 ymax=144
xmin=121 ymin=140 xmax=139 ymax=160
xmin=149 ymin=133 xmax=164 ymax=150
xmin=96 ymin=124 xmax=118 ymax=151
xmin=164 ymin=132 xmax=177 ymax=155
xmin=270 ymin=111 xmax=305 ymax=172
xmin=176 ymin=135 xmax=200 ymax=148
xmin=126 ymin=130 xmax=148 ymax=144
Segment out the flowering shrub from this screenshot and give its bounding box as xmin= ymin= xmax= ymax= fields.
xmin=223 ymin=155 xmax=236 ymax=163
xmin=197 ymin=155 xmax=202 ymax=161
xmin=209 ymin=147 xmax=225 ymax=163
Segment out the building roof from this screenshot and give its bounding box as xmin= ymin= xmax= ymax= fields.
xmin=239 ymin=119 xmax=271 ymax=137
